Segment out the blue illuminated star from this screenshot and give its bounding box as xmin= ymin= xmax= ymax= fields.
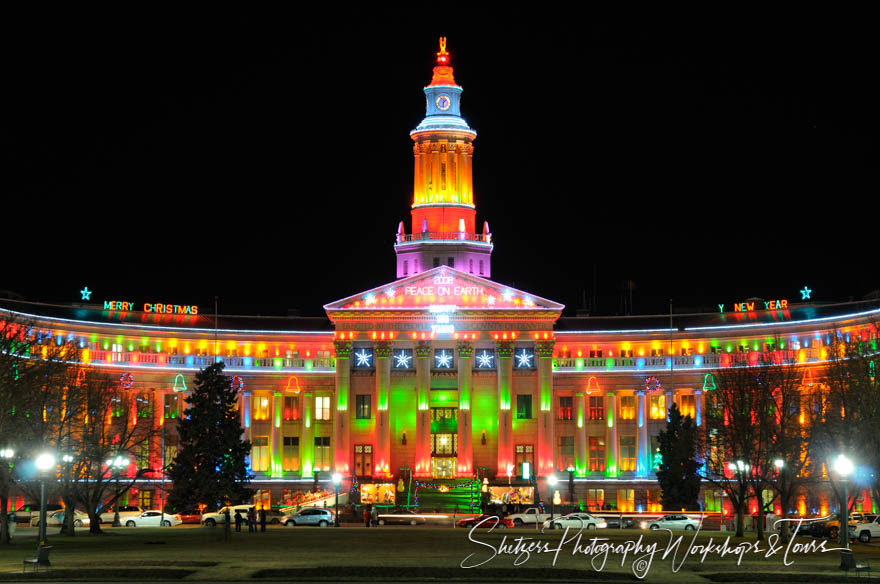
xmin=476 ymin=350 xmax=494 ymax=368
xmin=515 ymin=348 xmax=534 ymax=368
xmin=502 ymin=289 xmax=514 ymax=302
xmin=800 ymin=286 xmax=812 ymax=300
xmin=435 ymin=349 xmax=453 ymax=368
xmin=394 ymin=350 xmax=412 ymax=368
xmin=80 ymin=286 xmax=92 ymax=301
xmin=355 ymin=349 xmax=373 ymax=367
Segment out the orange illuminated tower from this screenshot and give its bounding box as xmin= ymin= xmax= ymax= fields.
xmin=394 ymin=38 xmax=493 ymax=279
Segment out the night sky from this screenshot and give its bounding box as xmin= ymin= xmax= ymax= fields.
xmin=4 ymin=18 xmax=876 ymax=318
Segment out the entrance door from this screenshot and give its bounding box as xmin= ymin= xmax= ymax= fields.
xmin=431 ymin=433 xmax=457 ymax=478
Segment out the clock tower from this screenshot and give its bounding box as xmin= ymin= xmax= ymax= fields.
xmin=394 ymin=38 xmax=493 ymax=279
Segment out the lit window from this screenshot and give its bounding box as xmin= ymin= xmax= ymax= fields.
xmin=252 ymin=436 xmax=269 ymax=472
xmin=283 ymin=437 xmax=299 ymax=472
xmin=679 ymin=394 xmax=696 ymax=418
xmin=618 ymin=488 xmax=635 ymax=512
xmin=515 ymin=444 xmax=534 ymax=478
xmin=354 ymin=444 xmax=373 ymax=476
xmin=557 ymin=436 xmax=574 ymax=471
xmin=619 ymin=396 xmax=635 ymax=420
xmin=558 ymin=396 xmax=573 ymax=421
xmin=650 ymin=395 xmax=666 ymax=420
xmin=314 ymin=437 xmax=331 ymax=471
xmin=516 ymin=395 xmax=532 ymax=419
xmin=253 ymin=396 xmax=270 ymax=421
xmin=589 ymin=437 xmax=605 ymax=472
xmin=619 ymin=436 xmax=636 ymax=472
xmin=136 ymin=393 xmax=151 ymax=419
xmin=163 ymin=393 xmax=179 ymax=419
xmin=356 ymin=395 xmax=371 ymax=419
xmin=283 ymin=396 xmax=299 ymax=421
xmin=315 ymin=396 xmax=331 ymax=421
xmin=588 ymin=396 xmax=605 ymax=421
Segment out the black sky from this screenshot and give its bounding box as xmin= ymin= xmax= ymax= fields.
xmin=3 ymin=17 xmax=876 ymax=317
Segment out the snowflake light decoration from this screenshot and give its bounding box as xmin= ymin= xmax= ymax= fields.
xmin=515 ymin=348 xmax=534 ymax=368
xmin=476 ymin=349 xmax=495 ymax=369
xmin=486 ymin=295 xmax=496 ymax=306
xmin=354 ymin=348 xmax=373 ymax=367
xmin=434 ymin=349 xmax=453 ymax=369
xmin=502 ymin=289 xmax=514 ymax=302
xmin=394 ymin=349 xmax=412 ymax=369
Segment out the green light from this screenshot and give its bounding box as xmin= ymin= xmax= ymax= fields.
xmin=305 ymin=361 xmax=313 ymax=371
xmin=575 ymin=358 xmax=584 ymax=370
xmin=90 ymin=333 xmax=98 ymax=342
xmin=103 ymin=342 xmax=109 ymax=350
xmin=607 ymin=414 xmax=613 ymax=428
xmin=605 ymin=357 xmax=614 ymax=370
xmin=156 ymin=341 xmax=162 ymax=352
xmin=273 ymin=358 xmax=283 ymax=369
xmin=128 ymin=344 xmax=134 ymax=351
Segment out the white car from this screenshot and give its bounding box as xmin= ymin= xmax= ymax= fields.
xmin=643 ymin=514 xmax=701 ymax=531
xmin=98 ymin=505 xmax=145 ymax=525
xmin=508 ymin=507 xmax=552 ymax=527
xmin=542 ymin=512 xmax=607 ymax=530
xmin=123 ymin=510 xmax=182 ymax=527
xmin=201 ymin=505 xmax=253 ymax=527
xmin=32 ymin=509 xmax=90 ymax=527
xmin=854 ymin=515 xmax=880 ymax=543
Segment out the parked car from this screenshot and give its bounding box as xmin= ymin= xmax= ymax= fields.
xmin=854 ymin=516 xmax=880 ymax=543
xmin=11 ymin=503 xmax=62 ymax=524
xmin=175 ymin=509 xmax=203 ymax=524
xmin=542 ymin=512 xmax=607 ymax=530
xmin=598 ymin=515 xmax=635 ymax=529
xmin=32 ymin=509 xmax=90 ymax=527
xmin=123 ymin=510 xmax=182 ymax=527
xmin=456 ymin=514 xmax=514 ymax=529
xmin=98 ymin=505 xmax=145 ymax=525
xmin=377 ymin=509 xmax=426 ymax=526
xmin=201 ymin=505 xmax=253 ymax=527
xmin=281 ymin=507 xmax=334 ymax=527
xmin=643 ymin=514 xmax=701 ymax=531
xmin=507 ymin=507 xmax=552 ymax=527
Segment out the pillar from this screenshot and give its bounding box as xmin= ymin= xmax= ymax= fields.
xmin=605 ymin=391 xmax=618 ymax=476
xmin=374 ymin=340 xmax=392 ymax=478
xmin=333 ymin=339 xmax=352 ymax=475
xmin=271 ymin=392 xmax=282 ymax=477
xmin=151 ymin=390 xmax=164 ymax=477
xmin=636 ymin=391 xmax=648 ymax=476
xmin=694 ymin=390 xmax=703 ymax=427
xmin=665 ymin=389 xmax=673 ymax=422
xmin=301 ymin=391 xmax=314 ymax=477
xmin=496 ymin=340 xmax=515 ymax=477
xmin=536 ymin=339 xmax=555 ymax=476
xmin=414 ymin=341 xmax=432 ymax=477
xmin=242 ymin=390 xmax=252 ymax=469
xmin=575 ymin=391 xmax=587 ymax=477
xmin=456 ymin=341 xmax=474 ymax=476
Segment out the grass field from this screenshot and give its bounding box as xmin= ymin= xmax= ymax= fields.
xmin=0 ymin=524 xmax=876 ymax=582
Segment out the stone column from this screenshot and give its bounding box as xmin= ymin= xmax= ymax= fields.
xmin=414 ymin=341 xmax=432 ymax=477
xmin=665 ymin=389 xmax=673 ymax=422
xmin=636 ymin=391 xmax=649 ymax=476
xmin=536 ymin=339 xmax=555 ymax=476
xmin=694 ymin=390 xmax=703 ymax=427
xmin=575 ymin=391 xmax=587 ymax=477
xmin=456 ymin=341 xmax=474 ymax=476
xmin=605 ymin=392 xmax=618 ymax=476
xmin=496 ymin=340 xmax=515 ymax=476
xmin=151 ymin=390 xmax=164 ymax=477
xmin=271 ymin=392 xmax=281 ymax=477
xmin=333 ymin=339 xmax=352 ymax=475
xmin=374 ymin=340 xmax=393 ymax=478
xmin=301 ymin=391 xmax=314 ymax=477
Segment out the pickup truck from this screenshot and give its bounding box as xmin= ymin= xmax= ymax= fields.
xmin=854 ymin=515 xmax=880 ymax=543
xmin=507 ymin=507 xmax=552 ymax=527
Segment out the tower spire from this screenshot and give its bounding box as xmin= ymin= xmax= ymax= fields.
xmin=428 ymin=37 xmax=459 ymax=87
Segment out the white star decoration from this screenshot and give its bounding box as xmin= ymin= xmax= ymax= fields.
xmin=435 ymin=350 xmax=453 ymax=368
xmin=477 ymin=350 xmax=494 ymax=368
xmin=486 ymin=295 xmax=496 ymax=306
xmin=386 ymin=288 xmax=396 ymax=298
xmin=502 ymin=289 xmax=514 ymax=302
xmin=515 ymin=348 xmax=533 ymax=368
xmin=355 ymin=349 xmax=373 ymax=367
xmin=394 ymin=350 xmax=412 ymax=368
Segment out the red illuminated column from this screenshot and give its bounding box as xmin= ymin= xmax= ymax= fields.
xmin=414 ymin=342 xmax=432 ymax=477
xmin=536 ymin=339 xmax=555 ymax=476
xmin=636 ymin=391 xmax=648 ymax=477
xmin=575 ymin=391 xmax=586 ymax=477
xmin=151 ymin=390 xmax=164 ymax=477
xmin=496 ymin=340 xmax=515 ymax=476
xmin=127 ymin=391 xmax=137 ymax=432
xmin=333 ymin=340 xmax=352 ymax=475
xmin=374 ymin=340 xmax=393 ymax=477
xmin=456 ymin=341 xmax=474 ymax=476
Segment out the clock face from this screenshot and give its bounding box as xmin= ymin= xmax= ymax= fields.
xmin=436 ymin=95 xmax=451 ymax=111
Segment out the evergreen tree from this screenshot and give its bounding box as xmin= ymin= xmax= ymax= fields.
xmin=656 ymin=403 xmax=701 ymax=511
xmin=168 ymin=363 xmax=252 ymax=510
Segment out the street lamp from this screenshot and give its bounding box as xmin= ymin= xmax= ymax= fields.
xmin=332 ymin=473 xmax=342 ymax=527
xmin=107 ymin=455 xmax=130 ymax=527
xmin=547 ymin=475 xmax=558 ymax=528
xmin=833 ymin=453 xmax=854 ymax=566
xmin=35 ymin=452 xmax=56 ymax=546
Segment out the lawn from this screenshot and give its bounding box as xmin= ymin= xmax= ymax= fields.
xmin=0 ymin=524 xmax=875 ymax=582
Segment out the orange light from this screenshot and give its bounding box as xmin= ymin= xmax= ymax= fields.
xmin=577 ymin=349 xmax=582 ymax=357
xmin=543 ymin=332 xmax=549 ymax=339
xmin=411 ymin=332 xmax=418 ymax=340
xmin=372 ymin=332 xmax=377 ymax=340
xmin=390 ymin=332 xmax=396 ymax=340
xmin=502 ymin=333 xmax=508 ymax=340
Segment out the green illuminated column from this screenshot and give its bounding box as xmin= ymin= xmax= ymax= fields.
xmin=575 ymin=391 xmax=586 ymax=477
xmin=301 ymin=391 xmax=314 ymax=478
xmin=605 ymin=391 xmax=617 ymax=477
xmin=636 ymin=390 xmax=648 ymax=477
xmin=271 ymin=392 xmax=282 ymax=477
xmin=496 ymin=340 xmax=515 ymax=476
xmin=375 ymin=340 xmax=393 ymax=477
xmin=536 ymin=339 xmax=555 ymax=476
xmin=456 ymin=341 xmax=474 ymax=476
xmin=333 ymin=339 xmax=351 ymax=475
xmin=414 ymin=341 xmax=432 ymax=477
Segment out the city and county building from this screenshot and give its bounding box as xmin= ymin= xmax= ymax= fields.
xmin=2 ymin=39 xmax=877 ymax=518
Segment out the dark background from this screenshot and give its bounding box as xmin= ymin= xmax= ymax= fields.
xmin=3 ymin=16 xmax=875 ymax=317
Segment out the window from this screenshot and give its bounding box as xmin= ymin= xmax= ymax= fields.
xmin=704 ymin=490 xmax=723 ymax=513
xmin=403 ymin=260 xmax=408 ymax=276
xmin=253 ymin=395 xmax=270 ymax=421
xmin=619 ymin=396 xmax=635 ymax=420
xmin=433 ymin=257 xmax=440 ymax=268
xmin=164 ymin=435 xmax=178 ymax=467
xmin=447 ymin=256 xmax=454 ymax=268
xmin=163 ymin=393 xmax=179 ymax=419
xmin=558 ymin=396 xmax=573 ymax=421
xmin=588 ymin=396 xmax=604 ymax=421
xmin=558 ymin=436 xmax=574 ymax=471
xmin=314 ymin=437 xmax=331 ymax=471
xmin=589 ymin=437 xmax=605 ymax=472
xmin=110 ymin=394 xmax=127 ymax=419
xmin=679 ymin=394 xmax=695 ymax=418
xmin=136 ymin=441 xmax=150 ymax=469
xmin=138 ymin=490 xmax=152 ymax=509
xmin=650 ymin=436 xmax=661 ymax=471
xmin=469 ymin=259 xmax=473 ymax=273
xmin=315 ymin=396 xmax=330 ymax=421
xmin=432 ymin=433 xmax=456 ymax=455
xmin=136 ymin=393 xmax=151 ymax=419
xmin=516 ymin=394 xmax=532 ymax=419
xmin=515 ymin=444 xmax=534 ymax=478
xmin=647 ymin=489 xmax=662 ymax=512
xmin=619 ymin=436 xmax=636 ymax=472
xmin=354 ymin=444 xmax=373 ymax=476
xmin=650 ymin=348 xmax=664 ymax=357
xmin=479 ymin=260 xmax=484 ymax=275
xmin=283 ymin=436 xmax=299 ymax=472
xmin=252 ymin=436 xmax=269 ymax=472
xmin=431 ymin=407 xmax=457 ymax=423
xmin=283 ymin=396 xmax=299 ymax=421
xmin=650 ymin=394 xmax=666 ymax=420
xmin=618 ymin=488 xmax=635 ymax=512
xmin=589 ymin=350 xmax=603 ymax=358
xmin=356 ymin=394 xmax=371 ymax=419
xmin=587 ymin=489 xmax=604 ymax=511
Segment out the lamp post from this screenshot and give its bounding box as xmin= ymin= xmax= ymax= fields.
xmin=332 ymin=473 xmax=342 ymax=527
xmin=547 ymin=475 xmax=558 ymax=528
xmin=107 ymin=455 xmax=129 ymax=527
xmin=833 ymin=454 xmax=854 ymax=567
xmin=727 ymin=460 xmax=750 ymax=535
xmin=35 ymin=453 xmax=56 ymax=546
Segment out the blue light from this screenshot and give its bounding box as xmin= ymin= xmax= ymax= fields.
xmin=694 ymin=355 xmax=702 ymax=367
xmin=476 ymin=349 xmax=495 ymax=369
xmin=800 ymin=286 xmax=812 ymax=300
xmin=244 ymin=357 xmax=253 ymax=368
xmin=434 ymin=349 xmax=453 ymax=369
xmin=185 ymin=356 xmax=194 ymax=366
xmin=80 ymin=286 xmax=92 ymax=301
xmin=354 ymin=348 xmax=374 ymax=368
xmin=514 ymin=348 xmax=534 ymax=368
xmin=636 ymin=358 xmax=645 ymax=369
xmin=393 ymin=349 xmax=413 ymax=369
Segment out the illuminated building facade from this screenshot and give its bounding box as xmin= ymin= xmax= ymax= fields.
xmin=2 ymin=40 xmax=878 ymax=517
